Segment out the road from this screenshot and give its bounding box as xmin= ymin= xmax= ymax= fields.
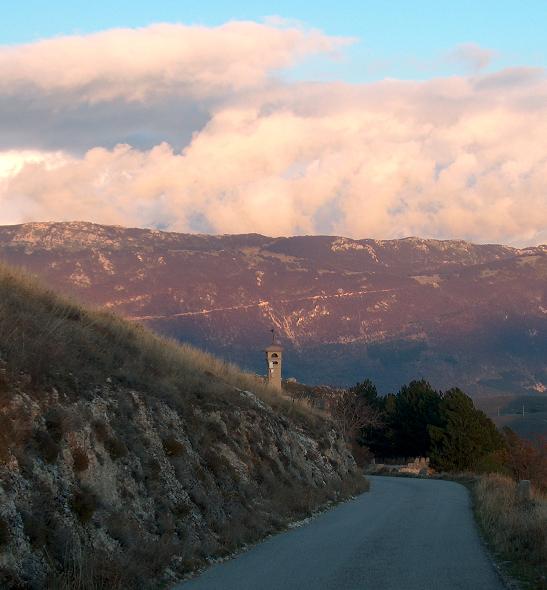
xmin=176 ymin=476 xmax=505 ymax=590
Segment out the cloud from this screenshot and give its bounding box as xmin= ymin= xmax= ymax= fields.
xmin=0 ymin=22 xmax=347 ymax=102
xmin=445 ymin=42 xmax=497 ymax=73
xmin=0 ymin=21 xmax=349 ymax=154
xmin=0 ymin=23 xmax=546 ymax=247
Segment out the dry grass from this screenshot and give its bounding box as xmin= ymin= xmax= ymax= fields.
xmin=0 ymin=262 xmax=323 ymax=431
xmin=0 ymin=262 xmax=364 ymax=588
xmin=474 ymin=474 xmax=547 ymax=588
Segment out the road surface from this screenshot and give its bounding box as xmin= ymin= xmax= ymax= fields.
xmin=176 ymin=476 xmax=505 ymax=590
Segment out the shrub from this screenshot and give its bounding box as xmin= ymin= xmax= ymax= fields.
xmin=106 ymin=512 xmax=139 ymax=548
xmin=162 ymin=436 xmax=186 ymax=457
xmin=173 ymin=501 xmax=192 ymax=519
xmin=104 ymin=436 xmax=128 ymax=460
xmin=204 ymin=450 xmax=232 ymax=478
xmin=0 ymin=569 xmax=24 ymax=590
xmin=144 ymin=457 xmax=162 ymax=483
xmin=501 ymin=429 xmax=547 ymax=492
xmin=71 ymin=488 xmax=98 ymax=523
xmin=34 ymin=430 xmax=60 ymax=464
xmin=92 ymin=420 xmax=109 ymax=443
xmin=21 ymin=499 xmax=55 ymax=549
xmin=72 ymin=447 xmax=89 ymax=472
xmin=0 ymin=516 xmax=10 ymax=547
xmin=0 ymin=408 xmax=32 ymax=464
xmin=45 ymin=408 xmax=68 ymax=443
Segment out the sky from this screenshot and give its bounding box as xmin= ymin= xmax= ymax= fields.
xmin=0 ymin=1 xmax=546 ymax=245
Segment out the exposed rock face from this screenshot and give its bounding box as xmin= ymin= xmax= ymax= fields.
xmin=0 ymin=221 xmax=545 ymax=395
xmin=0 ymin=262 xmax=367 ymax=588
xmin=0 ymin=373 xmax=357 ymax=588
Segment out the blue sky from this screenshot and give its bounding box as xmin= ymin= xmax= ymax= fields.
xmin=1 ymin=1 xmax=546 ymax=245
xmin=2 ymin=0 xmax=546 ymax=81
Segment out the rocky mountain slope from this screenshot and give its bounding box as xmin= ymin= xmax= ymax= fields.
xmin=0 ymin=263 xmax=364 ymax=589
xmin=0 ymin=222 xmax=545 ymax=397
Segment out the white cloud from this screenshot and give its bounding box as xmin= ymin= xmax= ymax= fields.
xmin=0 ymin=23 xmax=546 ymax=247
xmin=0 ymin=22 xmax=347 ymax=102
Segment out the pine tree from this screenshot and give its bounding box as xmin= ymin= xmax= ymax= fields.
xmin=429 ymin=388 xmax=503 ymax=471
xmin=392 ymin=380 xmax=442 ymax=458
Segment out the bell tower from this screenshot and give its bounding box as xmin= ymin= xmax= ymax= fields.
xmin=264 ymin=329 xmax=283 ymax=389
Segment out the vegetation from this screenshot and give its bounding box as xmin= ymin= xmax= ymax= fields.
xmin=346 ymin=379 xmax=505 ymax=472
xmin=0 ymin=262 xmax=322 ymax=431
xmin=429 ymin=388 xmax=503 ymax=472
xmin=473 ymin=474 xmax=546 ymax=589
xmin=0 ymin=516 xmax=10 ymax=547
xmin=341 ymin=376 xmax=546 ymax=588
xmin=71 ymin=488 xmax=98 ymax=523
xmin=500 ymin=428 xmax=547 ymax=493
xmin=0 ymin=262 xmax=367 ymax=588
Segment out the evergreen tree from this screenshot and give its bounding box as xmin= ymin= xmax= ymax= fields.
xmin=428 ymin=388 xmax=503 ymax=471
xmin=349 ymin=379 xmax=381 ymax=408
xmin=392 ymin=380 xmax=442 ymax=457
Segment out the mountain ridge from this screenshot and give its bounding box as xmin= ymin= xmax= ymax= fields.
xmin=0 ymin=221 xmax=545 ymax=397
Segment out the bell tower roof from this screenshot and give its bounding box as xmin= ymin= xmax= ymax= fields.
xmin=264 ymin=343 xmax=283 ymax=352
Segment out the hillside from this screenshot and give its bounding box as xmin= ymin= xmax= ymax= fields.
xmin=0 ymin=222 xmax=545 ymax=398
xmin=0 ymin=264 xmax=365 ymax=589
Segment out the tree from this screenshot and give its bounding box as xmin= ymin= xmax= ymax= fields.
xmin=501 ymin=427 xmax=547 ymax=491
xmin=428 ymin=388 xmax=503 ymax=471
xmin=391 ymin=380 xmax=442 ymax=458
xmin=349 ymin=381 xmax=394 ymax=457
xmin=331 ymin=388 xmax=381 ymax=441
xmin=348 ymin=379 xmax=382 ymax=409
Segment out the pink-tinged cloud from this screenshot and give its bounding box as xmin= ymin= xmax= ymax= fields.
xmin=0 ymin=22 xmax=349 ymax=102
xmin=0 ymin=23 xmax=545 ymax=247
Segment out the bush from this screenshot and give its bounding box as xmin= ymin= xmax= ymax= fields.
xmin=21 ymin=490 xmax=56 ymax=549
xmin=72 ymin=447 xmax=89 ymax=472
xmin=92 ymin=420 xmax=109 ymax=442
xmin=71 ymin=488 xmax=98 ymax=523
xmin=501 ymin=429 xmax=547 ymax=492
xmin=104 ymin=436 xmax=128 ymax=460
xmin=0 ymin=516 xmax=10 ymax=547
xmin=162 ymin=436 xmax=186 ymax=457
xmin=34 ymin=430 xmax=60 ymax=464
xmin=0 ymin=409 xmax=32 ymax=464
xmin=45 ymin=408 xmax=68 ymax=443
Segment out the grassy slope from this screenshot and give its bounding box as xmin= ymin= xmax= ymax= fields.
xmin=0 ymin=263 xmax=367 ymax=588
xmin=0 ymin=262 xmax=322 ymax=428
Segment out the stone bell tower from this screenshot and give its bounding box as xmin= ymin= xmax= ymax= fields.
xmin=264 ymin=329 xmax=283 ymax=389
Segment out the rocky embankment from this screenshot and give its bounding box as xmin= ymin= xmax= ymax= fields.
xmin=0 ymin=265 xmax=364 ymax=589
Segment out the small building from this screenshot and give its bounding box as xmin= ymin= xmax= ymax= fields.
xmin=264 ymin=342 xmax=283 ymax=389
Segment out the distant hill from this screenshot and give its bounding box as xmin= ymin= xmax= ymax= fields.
xmin=0 ymin=221 xmax=545 ymax=398
xmin=0 ymin=263 xmax=363 ymax=588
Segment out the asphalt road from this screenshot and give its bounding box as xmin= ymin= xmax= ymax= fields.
xmin=176 ymin=476 xmax=505 ymax=590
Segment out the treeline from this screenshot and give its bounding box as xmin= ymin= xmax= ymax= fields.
xmin=333 ymin=379 xmax=546 ymax=489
